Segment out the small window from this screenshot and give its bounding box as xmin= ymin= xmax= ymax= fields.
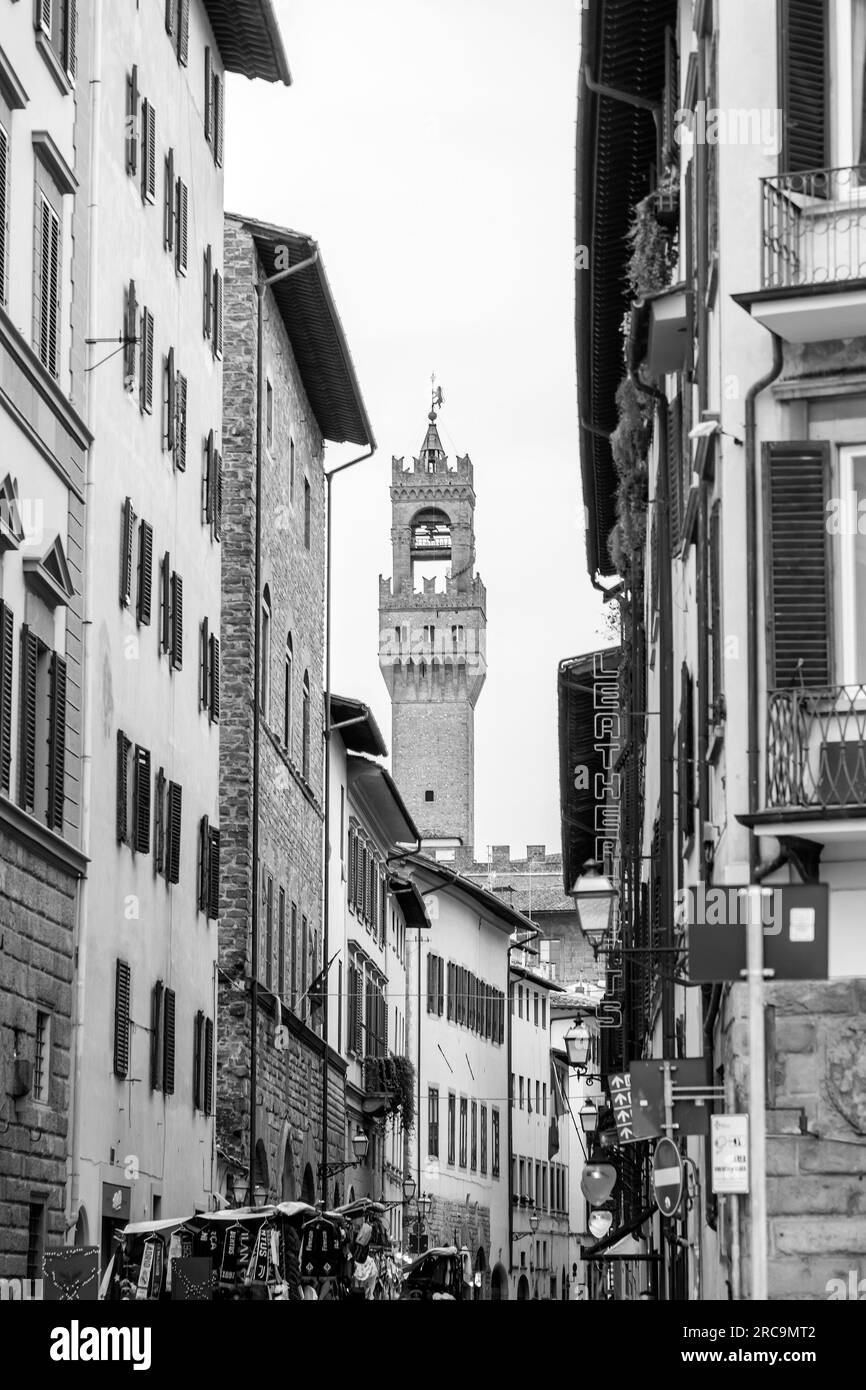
xmin=283 ymin=634 xmax=293 ymax=749
xmin=289 ymin=436 xmax=295 ymax=499
xmin=302 ymin=670 xmax=311 ymax=780
xmin=424 ymin=789 xmax=434 ymax=802
xmin=459 ymin=1097 xmax=468 ymax=1168
xmin=260 ymin=588 xmax=271 ymax=720
xmin=534 ymin=992 xmax=539 ymax=1026
xmin=34 ymin=1012 xmax=50 ymax=1104
xmin=26 ymin=1199 xmax=46 ymax=1284
xmin=266 ymin=380 xmax=274 ymax=452
xmin=304 ymin=478 xmax=311 ymax=549
xmin=447 ymin=1092 xmax=456 ymax=1165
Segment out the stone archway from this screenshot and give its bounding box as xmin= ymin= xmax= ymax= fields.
xmin=490 ymin=1262 xmax=508 ymax=1301
xmin=280 ymin=1130 xmax=296 ymax=1202
xmin=473 ymin=1246 xmax=487 ymax=1301
xmin=254 ymin=1139 xmax=270 ymax=1203
xmin=300 ymin=1162 xmax=316 ymax=1205
xmin=517 ymin=1274 xmax=530 ymax=1301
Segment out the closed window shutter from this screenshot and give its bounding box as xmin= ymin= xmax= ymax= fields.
xmin=165 ymin=0 xmax=176 ymax=37
xmin=780 ymin=0 xmax=828 ymax=173
xmin=667 ymin=394 xmax=683 ymax=552
xmin=204 ymin=47 xmax=213 ymax=144
xmin=164 ymin=149 xmax=175 ymax=252
xmin=661 ymin=26 xmax=679 ymax=169
xmin=212 ymin=270 xmax=223 ymax=358
xmin=116 ymin=729 xmax=130 ymax=842
xmin=0 ymin=600 xmax=13 ymax=793
xmin=207 ymin=826 xmax=220 ymax=919
xmin=163 ymin=987 xmax=176 ymax=1094
xmin=38 ymin=198 xmax=61 ymax=378
xmin=198 ymin=814 xmax=209 ymax=911
xmin=141 ymin=100 xmax=156 ymax=204
xmin=199 ymin=618 xmax=209 ymax=708
xmin=764 ymin=442 xmax=832 ymax=687
xmin=347 ymin=829 xmax=355 ymax=904
xmin=175 ymin=372 xmax=187 ymax=470
xmin=63 ymin=0 xmax=77 ymax=80
xmin=203 ymin=245 xmax=213 ymax=337
xmin=124 ymin=279 xmax=137 ymax=385
xmin=709 ymin=502 xmax=722 ymax=716
xmin=205 ymin=431 xmax=214 ymax=524
xmin=120 ymin=497 xmax=135 ymax=606
xmin=209 ymin=635 xmax=220 ymax=722
xmin=37 ymin=0 xmax=53 ymax=39
xmin=353 ymin=968 xmax=363 ymax=1053
xmin=214 ymin=450 xmax=222 ymax=539
xmin=192 ymin=1011 xmax=202 ymax=1110
xmin=139 ymin=307 xmax=154 ymax=414
xmin=167 ymin=781 xmax=182 ymax=884
xmin=0 ymin=124 xmax=9 ymax=307
xmin=133 ymin=744 xmax=151 ymax=854
xmin=438 ymin=957 xmax=444 ymax=1016
xmin=427 ymin=953 xmax=434 ymax=1012
xmin=151 ymin=980 xmax=164 ymax=1090
xmin=137 ymin=520 xmax=153 ymax=626
xmin=154 ymin=767 xmax=165 ymax=873
xmin=178 ymin=0 xmax=190 ymax=65
xmin=204 ymin=1017 xmax=214 ymax=1116
xmin=164 ymin=349 xmax=176 ymax=452
xmin=678 ymin=662 xmax=695 ymax=849
xmin=176 ymin=178 xmax=188 ymax=274
xmin=160 ymin=551 xmax=171 ymax=653
xmin=47 ymin=653 xmax=67 ymax=831
xmin=214 ymin=75 xmax=224 ymax=167
xmin=18 ymin=626 xmax=38 ymax=811
xmin=114 ymin=959 xmax=131 ymax=1078
xmin=170 ymin=572 xmax=183 ymax=669
xmin=126 ymin=67 xmax=139 ymax=176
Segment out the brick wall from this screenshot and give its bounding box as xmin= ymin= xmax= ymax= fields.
xmin=0 ymin=833 xmax=76 ymax=1276
xmin=424 ymin=1193 xmax=492 ymax=1296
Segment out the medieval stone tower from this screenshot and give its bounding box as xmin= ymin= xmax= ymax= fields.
xmin=379 ymin=400 xmax=487 ymax=848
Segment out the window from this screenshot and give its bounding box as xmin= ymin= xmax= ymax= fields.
xmin=154 ymin=771 xmax=182 ymax=884
xmin=535 ymin=1081 xmax=540 ymax=1115
xmin=534 ymin=992 xmax=539 ymax=1026
xmin=126 ymin=67 xmax=139 ymax=176
xmin=541 ymin=995 xmax=546 ymax=1029
xmin=518 ymin=986 xmax=523 ymax=1019
xmin=519 ymin=1075 xmax=524 ymax=1110
xmin=113 ymin=959 xmax=131 ymax=1077
xmin=139 ymin=306 xmax=154 ymax=414
xmin=204 ymin=431 xmax=222 ymax=540
xmin=264 ymin=872 xmax=274 ymax=989
xmin=34 ymin=1012 xmax=50 ymax=1104
xmin=518 ymin=1157 xmax=525 ymax=1199
xmin=203 ymin=46 xmax=224 ymax=166
xmin=511 ymin=1072 xmax=515 ymax=1107
xmin=266 ymin=380 xmax=274 ymax=451
xmin=198 ymin=816 xmax=220 ymax=919
xmin=203 ymin=247 xmax=222 ymax=355
xmin=491 ymin=1107 xmax=500 ymax=1177
xmin=480 ymin=1104 xmax=487 ymax=1174
xmin=765 ymin=442 xmax=833 ymax=690
xmin=347 ymin=956 xmax=362 ymax=1051
xmin=200 ymin=619 xmax=220 ymax=723
xmin=290 ymin=902 xmax=298 ymax=1009
xmin=0 ymin=121 xmax=9 ymax=307
xmin=34 ymin=194 xmax=61 ymax=378
xmin=160 ymin=555 xmax=182 ymax=669
xmin=175 ymin=176 xmax=189 ymax=275
xmin=709 ymin=502 xmax=723 ymax=721
xmin=150 ymin=981 xmax=175 ymax=1092
xmin=836 ymin=446 xmax=866 ymax=684
xmin=193 ymin=1011 xmax=213 ymax=1114
xmin=447 ymin=1093 xmax=456 ymax=1165
xmin=278 ymin=888 xmax=286 ymax=998
xmin=459 ymin=1097 xmax=468 ymax=1167
xmin=302 ymin=670 xmax=311 ymax=780
xmin=165 ymin=0 xmax=190 ymax=66
xmin=35 ymin=0 xmax=77 ymax=85
xmin=542 ymin=1164 xmax=548 ymax=1211
xmin=260 ymin=588 xmax=271 ymax=719
xmin=424 ymin=789 xmax=435 ymax=803
xmin=304 ymin=478 xmax=311 ymax=549
xmin=26 ymin=1199 xmax=46 ymax=1285
xmin=284 ymin=634 xmax=293 ymax=749
xmin=290 ymin=436 xmax=295 ymax=499
xmin=470 ymin=1101 xmax=477 ymax=1171
xmin=428 ymin=1086 xmax=439 ymax=1157
xmin=115 ymin=732 xmax=150 ymax=854
xmin=140 ymin=99 xmax=156 ymax=204
xmin=542 ymin=1082 xmax=547 ymax=1116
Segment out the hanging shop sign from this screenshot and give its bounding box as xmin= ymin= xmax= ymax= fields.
xmin=608 ymin=1073 xmax=637 ymax=1143
xmin=630 ymin=1058 xmax=713 ymax=1138
xmin=710 ymin=1114 xmax=750 ymax=1194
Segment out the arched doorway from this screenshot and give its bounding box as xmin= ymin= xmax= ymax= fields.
xmin=333 ymin=1184 xmax=341 ymax=1208
xmin=74 ymin=1207 xmax=89 ymax=1246
xmin=490 ymin=1262 xmax=508 ymax=1301
xmin=254 ymin=1140 xmax=270 ymax=1203
xmin=473 ymin=1247 xmax=487 ymax=1301
xmin=300 ymin=1162 xmax=316 ymax=1205
xmin=280 ymin=1135 xmax=296 ymax=1201
xmin=517 ymin=1274 xmax=530 ymax=1301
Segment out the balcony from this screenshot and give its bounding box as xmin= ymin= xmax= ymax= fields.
xmin=733 ymin=165 xmax=866 ymax=343
xmin=759 ymin=686 xmax=866 ymax=843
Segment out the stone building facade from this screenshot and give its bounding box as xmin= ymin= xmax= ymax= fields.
xmin=216 ymin=215 xmax=373 ymax=1204
xmin=0 ymin=0 xmax=90 ymax=1279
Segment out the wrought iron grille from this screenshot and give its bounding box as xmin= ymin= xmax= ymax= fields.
xmin=761 ymin=165 xmax=866 ymax=290
xmin=766 ymin=685 xmax=866 ymax=809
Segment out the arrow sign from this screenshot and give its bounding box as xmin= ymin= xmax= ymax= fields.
xmin=652 ymin=1137 xmax=685 ymax=1217
xmin=609 ymin=1075 xmax=629 ymax=1090
xmin=607 ymin=1074 xmax=639 ymax=1145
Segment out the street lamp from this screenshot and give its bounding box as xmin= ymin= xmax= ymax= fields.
xmin=319 ymin=1127 xmax=369 ymax=1181
xmin=418 ymin=1193 xmax=432 ymax=1221
xmin=565 ymin=1020 xmax=592 ymax=1071
xmin=571 ymin=859 xmax=616 ymax=958
xmin=513 ymin=1210 xmax=540 ymax=1244
xmin=579 ymin=1099 xmax=599 ymax=1136
xmin=402 ymin=1174 xmax=417 ymax=1205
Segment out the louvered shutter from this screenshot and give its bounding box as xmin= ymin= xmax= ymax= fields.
xmin=178 ymin=0 xmax=190 ymax=65
xmin=0 ymin=601 xmax=13 ymax=793
xmin=212 ymin=271 xmax=223 ymax=358
xmin=198 ymin=814 xmax=209 ymax=911
xmin=133 ymin=744 xmax=151 ymax=853
xmin=214 ymin=75 xmax=224 ymax=167
xmin=214 ymin=451 xmax=222 ymax=540
xmin=0 ymin=125 xmax=9 ymax=306
xmin=120 ymin=497 xmax=135 ymax=606
xmin=18 ymin=626 xmax=38 ymax=812
xmin=126 ymin=67 xmax=139 ymax=176
xmin=163 ymin=987 xmax=176 ymax=1094
xmin=205 ymin=431 xmax=214 ymax=523
xmin=209 ymin=635 xmax=220 ymax=722
xmin=207 ymin=826 xmax=220 ymax=919
xmin=192 ymin=1011 xmax=202 ymax=1109
xmin=353 ymin=968 xmax=363 ymax=1053
xmin=47 ymin=653 xmax=67 ymax=831
xmin=160 ymin=551 xmax=171 ymax=653
xmin=348 ymin=829 xmax=355 ymax=905
xmin=709 ymin=502 xmax=722 ymax=715
xmin=142 ymin=101 xmax=156 ymax=203
xmin=204 ymin=47 xmax=213 ymax=143
xmin=780 ymin=0 xmax=828 ymax=173
xmin=38 ymin=199 xmax=61 ymax=378
xmin=137 ymin=520 xmax=153 ymax=626
xmin=200 ymin=618 xmax=209 ymax=708
xmin=116 ymin=729 xmax=130 ymax=842
xmin=427 ymin=953 xmax=434 ymax=1013
xmin=151 ymin=981 xmax=164 ymax=1090
xmin=203 ymin=245 xmax=213 ymax=337
xmin=124 ymin=279 xmax=137 ymax=385
xmin=176 ymin=179 xmax=189 ymax=275
xmin=437 ymin=956 xmax=444 ymax=1016
xmin=37 ymin=0 xmax=53 ymax=38
xmin=175 ymin=372 xmax=187 ymax=470
xmin=164 ymin=348 xmax=176 ymax=452
xmin=164 ymin=149 xmax=175 ymax=252
xmin=204 ymin=1016 xmax=214 ymax=1115
xmin=678 ymin=663 xmax=695 ymax=849
xmin=661 ymin=26 xmax=679 ymax=168
xmin=167 ymin=781 xmax=182 ymax=884
xmin=154 ymin=767 xmax=166 ymax=873
xmin=170 ymin=572 xmax=183 ymax=670
xmin=763 ymin=442 xmax=832 ymax=688
xmin=139 ymin=307 xmax=154 ymax=414
xmin=165 ymin=0 xmax=176 ymax=37
xmin=114 ymin=960 xmax=131 ymax=1077
xmin=667 ymin=395 xmax=683 ymax=552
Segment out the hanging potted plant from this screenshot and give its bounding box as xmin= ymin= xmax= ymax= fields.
xmin=651 ymin=171 xmax=680 ymax=232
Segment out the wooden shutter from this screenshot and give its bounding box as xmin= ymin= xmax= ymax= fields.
xmin=124 ymin=279 xmax=137 ymax=385
xmin=133 ymin=744 xmax=151 ymax=853
xmin=170 ymin=572 xmax=183 ymax=669
xmin=137 ymin=520 xmax=153 ymax=626
xmin=142 ymin=100 xmax=157 ymax=204
xmin=205 ymin=431 xmax=214 ymax=523
xmin=165 ymin=348 xmax=176 ymax=452
xmin=779 ymin=0 xmax=828 ymax=173
xmin=0 ymin=601 xmax=12 ymax=793
xmin=192 ymin=1011 xmax=202 ymax=1109
xmin=214 ymin=74 xmax=224 ymax=167
xmin=198 ymin=814 xmax=209 ymax=911
xmin=204 ymin=1016 xmax=214 ymax=1115
xmin=154 ymin=767 xmax=166 ymax=873
xmin=163 ymin=987 xmax=176 ymax=1094
xmin=160 ymin=551 xmax=171 ymax=653
xmin=354 ymin=967 xmax=363 ymax=1053
xmin=176 ymin=179 xmax=189 ymax=275
xmin=37 ymin=0 xmax=53 ymax=38
xmin=709 ymin=502 xmax=722 ymax=716
xmin=120 ymin=496 xmax=135 ymax=606
xmin=437 ymin=957 xmax=444 ymax=1016
xmin=212 ymin=270 xmax=223 ymax=358
xmin=214 ymin=450 xmax=223 ymax=540
xmin=209 ymin=634 xmax=220 ymax=722
xmin=47 ymin=653 xmax=66 ymax=831
xmin=114 ymin=959 xmax=131 ymax=1077
xmin=207 ymin=826 xmax=220 ymax=919
xmin=203 ymin=245 xmax=213 ymax=337
xmin=116 ymin=729 xmax=130 ymax=842
xmin=204 ymin=47 xmax=213 ymax=143
xmin=763 ymin=441 xmax=832 ymax=688
xmin=199 ymin=618 xmax=209 ymax=708
xmin=667 ymin=395 xmax=683 ymax=552
xmin=167 ymin=781 xmax=182 ymax=884
xmin=164 ymin=149 xmax=175 ymax=252
xmin=0 ymin=125 xmax=9 ymax=306
xmin=151 ymin=981 xmax=164 ymax=1090
xmin=427 ymin=953 xmax=435 ymax=1013
xmin=175 ymin=372 xmax=187 ymax=470
xmin=165 ymin=0 xmax=176 ymax=37
xmin=38 ymin=198 xmax=61 ymax=378
xmin=18 ymin=626 xmax=38 ymax=811
xmin=126 ymin=67 xmax=139 ymax=176
xmin=178 ymin=0 xmax=190 ymax=65
xmin=139 ymin=307 xmax=154 ymax=413
xmin=661 ymin=26 xmax=679 ymax=168
xmin=678 ymin=662 xmax=695 ymax=849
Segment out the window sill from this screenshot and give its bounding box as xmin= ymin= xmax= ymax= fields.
xmin=35 ymin=32 xmax=72 ymax=97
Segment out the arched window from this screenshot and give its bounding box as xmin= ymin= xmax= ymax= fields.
xmin=302 ymin=670 xmax=311 ymax=780
xmin=284 ymin=633 xmax=293 ymax=750
xmin=260 ymin=587 xmax=271 ymax=719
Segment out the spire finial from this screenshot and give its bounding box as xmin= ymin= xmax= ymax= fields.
xmin=430 ymin=372 xmax=444 ymax=422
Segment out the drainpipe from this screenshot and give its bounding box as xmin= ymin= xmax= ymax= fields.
xmin=67 ymin=0 xmax=103 ymax=1241
xmin=250 ymin=243 xmax=319 ymax=1205
xmin=744 ymin=335 xmax=783 ymax=874
xmin=321 ymin=447 xmax=375 ymax=1188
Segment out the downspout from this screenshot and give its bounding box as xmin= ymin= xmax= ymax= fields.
xmin=251 ymin=243 xmax=319 ymax=1204
xmin=67 ymin=0 xmax=103 ymax=1240
xmin=744 ymin=335 xmax=784 ymax=874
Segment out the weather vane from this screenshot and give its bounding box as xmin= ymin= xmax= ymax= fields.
xmin=430 ymin=372 xmax=444 ymax=420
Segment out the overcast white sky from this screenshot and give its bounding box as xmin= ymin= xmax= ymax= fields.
xmin=225 ymin=0 xmax=608 ymax=857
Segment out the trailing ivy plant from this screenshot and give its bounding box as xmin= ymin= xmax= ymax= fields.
xmin=626 ymin=194 xmax=677 ymax=302
xmin=607 ymin=376 xmax=651 ymax=575
xmin=363 ymin=1054 xmax=416 ymax=1133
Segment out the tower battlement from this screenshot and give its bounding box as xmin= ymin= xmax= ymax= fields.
xmin=378 ymin=572 xmax=487 ymax=610
xmin=392 ymin=451 xmax=474 ymax=483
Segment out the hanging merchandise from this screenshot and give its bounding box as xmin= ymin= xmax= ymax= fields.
xmin=246 ymin=1222 xmax=271 ymax=1285
xmin=135 ymin=1238 xmax=157 ymax=1300
xmin=171 ymin=1257 xmax=215 ymax=1300
xmin=43 ymin=1248 xmax=100 ymax=1302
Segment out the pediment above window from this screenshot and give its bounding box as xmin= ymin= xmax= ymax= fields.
xmin=0 ymin=474 xmax=24 ymax=552
xmin=23 ymin=534 xmax=75 ymax=608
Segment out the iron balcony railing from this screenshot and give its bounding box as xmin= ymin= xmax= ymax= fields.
xmin=766 ymin=685 xmax=866 ymax=810
xmin=761 ymin=164 xmax=866 ymax=290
